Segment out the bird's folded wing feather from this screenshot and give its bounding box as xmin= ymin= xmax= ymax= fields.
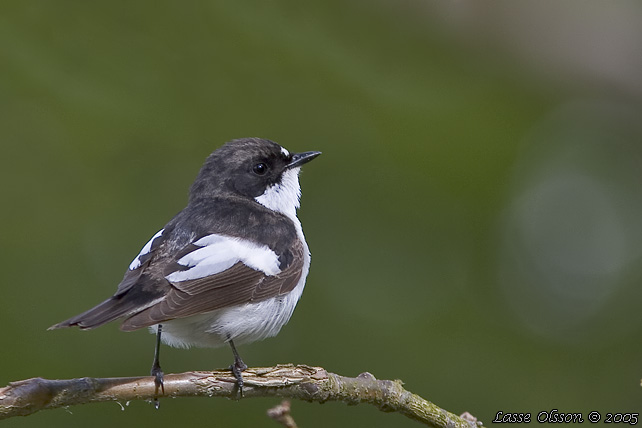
xmin=119 ymin=234 xmax=304 ymax=331
xmin=49 ymin=228 xmax=168 ymax=330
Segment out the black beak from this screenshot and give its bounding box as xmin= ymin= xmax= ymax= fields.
xmin=287 ymin=151 xmax=321 ymax=169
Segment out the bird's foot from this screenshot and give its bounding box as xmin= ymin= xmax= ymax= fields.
xmin=151 ymin=362 xmax=164 ymax=409
xmin=229 ymin=357 xmax=248 ymax=398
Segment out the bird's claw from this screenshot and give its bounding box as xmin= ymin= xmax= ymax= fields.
xmin=229 ymin=358 xmax=248 ymax=397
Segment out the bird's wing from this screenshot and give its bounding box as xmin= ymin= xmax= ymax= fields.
xmin=115 ymin=228 xmax=166 ymax=295
xmin=49 ymin=228 xmax=169 ymax=330
xmin=119 ymin=234 xmax=305 ymax=331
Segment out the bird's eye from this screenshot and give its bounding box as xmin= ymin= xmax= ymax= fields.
xmin=252 ymin=162 xmax=268 ymax=175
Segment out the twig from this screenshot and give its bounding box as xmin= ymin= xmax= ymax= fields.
xmin=267 ymin=400 xmax=298 ymax=428
xmin=0 ymin=364 xmax=483 ymax=427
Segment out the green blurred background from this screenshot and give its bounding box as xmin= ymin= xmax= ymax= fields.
xmin=2 ymin=1 xmax=642 ymax=426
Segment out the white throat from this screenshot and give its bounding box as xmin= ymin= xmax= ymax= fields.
xmin=255 ymin=168 xmax=302 ymax=222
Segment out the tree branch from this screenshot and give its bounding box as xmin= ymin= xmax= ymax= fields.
xmin=0 ymin=364 xmax=482 ymax=427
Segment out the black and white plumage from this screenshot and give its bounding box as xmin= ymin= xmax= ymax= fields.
xmin=50 ymin=138 xmax=320 ymax=393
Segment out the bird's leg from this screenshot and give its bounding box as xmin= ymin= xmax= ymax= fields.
xmin=228 ymin=339 xmax=248 ymax=397
xmin=150 ymin=324 xmax=165 ymax=408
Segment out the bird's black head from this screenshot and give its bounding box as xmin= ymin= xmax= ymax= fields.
xmin=189 ymin=138 xmax=320 ymax=209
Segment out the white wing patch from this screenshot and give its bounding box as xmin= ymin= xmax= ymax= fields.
xmin=165 ymin=234 xmax=281 ymax=283
xmin=129 ymin=229 xmax=164 ymax=270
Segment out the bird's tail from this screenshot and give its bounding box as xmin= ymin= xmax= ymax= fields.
xmin=48 ymin=297 xmax=137 ymax=330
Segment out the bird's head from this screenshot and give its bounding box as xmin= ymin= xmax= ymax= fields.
xmin=190 ymin=138 xmax=320 ymax=218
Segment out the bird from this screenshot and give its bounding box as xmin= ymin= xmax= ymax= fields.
xmin=49 ymin=137 xmax=321 ymax=399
